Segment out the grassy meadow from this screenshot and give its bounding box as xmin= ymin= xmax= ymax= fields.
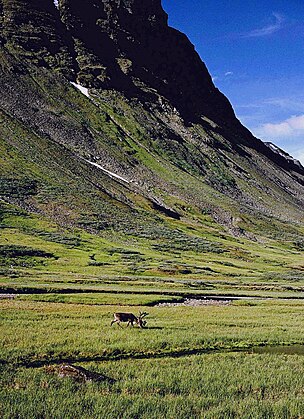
xmin=1 ymin=200 xmax=304 ymax=299
xmin=1 ymin=297 xmax=304 ymax=418
xmin=1 ymin=353 xmax=304 ymax=419
xmin=1 ymin=202 xmax=304 ymax=417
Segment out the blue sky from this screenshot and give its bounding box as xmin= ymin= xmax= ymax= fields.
xmin=162 ymin=0 xmax=304 ymax=164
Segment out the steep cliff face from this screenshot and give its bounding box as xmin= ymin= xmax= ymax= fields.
xmin=58 ymin=0 xmax=132 ymax=89
xmin=58 ymin=0 xmax=239 ymax=126
xmin=0 ymin=0 xmax=237 ymax=126
xmin=0 ymin=0 xmax=301 ymax=178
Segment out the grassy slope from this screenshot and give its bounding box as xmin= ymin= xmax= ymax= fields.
xmin=1 ymin=201 xmax=304 ymax=298
xmin=1 ymin=50 xmax=304 ymax=418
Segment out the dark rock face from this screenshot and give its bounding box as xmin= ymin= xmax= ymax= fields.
xmin=58 ymin=0 xmax=238 ymax=126
xmin=58 ymin=0 xmax=133 ymax=89
xmin=0 ymin=0 xmax=74 ymax=76
xmin=0 ymin=0 xmax=237 ymax=125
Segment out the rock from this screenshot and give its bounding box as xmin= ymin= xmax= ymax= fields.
xmin=1 ymin=0 xmax=303 ymax=176
xmin=58 ymin=0 xmax=238 ymax=126
xmin=46 ymin=364 xmax=116 ymax=384
xmin=0 ymin=0 xmax=238 ymax=126
xmin=0 ymin=0 xmax=75 ymax=77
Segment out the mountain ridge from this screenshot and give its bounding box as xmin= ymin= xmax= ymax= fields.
xmin=1 ymin=0 xmax=303 ymax=178
xmin=0 ymin=0 xmax=303 ymax=247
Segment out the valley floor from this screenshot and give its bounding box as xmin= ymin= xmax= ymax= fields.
xmin=1 ymin=203 xmax=304 ymax=417
xmin=1 ymin=297 xmax=304 ymax=418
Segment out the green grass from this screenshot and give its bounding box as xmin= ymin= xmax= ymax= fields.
xmin=1 ymin=353 xmax=304 ymax=419
xmin=17 ymin=292 xmax=183 ymax=306
xmin=1 ymin=299 xmax=303 ymax=366
xmin=1 ymin=298 xmax=304 ymax=418
xmin=1 ymin=188 xmax=304 ymax=419
xmin=1 ymin=201 xmax=304 ymax=301
xmin=1 ymin=44 xmax=304 ymax=419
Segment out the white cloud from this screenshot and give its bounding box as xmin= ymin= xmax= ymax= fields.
xmin=242 ymin=13 xmax=285 ymax=38
xmin=211 ymin=72 xmax=234 ymax=84
xmin=294 ymin=149 xmax=304 ymax=164
xmin=288 ymin=115 xmax=304 ymax=130
xmin=257 ymin=114 xmax=304 ymax=138
xmin=252 ymin=115 xmax=304 ymax=165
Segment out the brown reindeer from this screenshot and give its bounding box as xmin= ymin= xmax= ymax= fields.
xmin=111 ymin=311 xmax=148 ymax=328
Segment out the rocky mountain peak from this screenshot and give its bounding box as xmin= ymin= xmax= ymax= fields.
xmin=100 ymin=0 xmax=168 ymax=27
xmin=0 ymin=0 xmax=303 ymax=177
xmin=0 ymin=0 xmax=237 ymax=126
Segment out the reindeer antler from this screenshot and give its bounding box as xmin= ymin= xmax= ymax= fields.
xmin=139 ymin=311 xmax=149 ymax=318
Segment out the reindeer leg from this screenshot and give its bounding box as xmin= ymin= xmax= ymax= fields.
xmin=111 ymin=319 xmax=123 ymax=328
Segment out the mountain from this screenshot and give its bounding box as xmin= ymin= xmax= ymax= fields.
xmin=0 ymin=0 xmax=303 ymax=291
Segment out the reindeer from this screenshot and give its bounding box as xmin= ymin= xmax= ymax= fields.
xmin=111 ymin=311 xmax=148 ymax=328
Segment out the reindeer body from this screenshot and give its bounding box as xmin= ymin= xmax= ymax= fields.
xmin=111 ymin=312 xmax=148 ymax=328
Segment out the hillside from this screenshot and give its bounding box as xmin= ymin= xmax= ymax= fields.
xmin=0 ymin=0 xmax=304 ymax=297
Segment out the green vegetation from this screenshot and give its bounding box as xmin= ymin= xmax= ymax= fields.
xmin=1 ymin=298 xmax=304 ymax=418
xmin=0 ymin=41 xmax=303 ymax=418
xmin=1 ymin=181 xmax=303 ymax=417
xmin=17 ymin=293 xmax=183 ymax=307
xmin=1 ymin=299 xmax=304 ymax=365
xmin=1 ymin=201 xmax=304 ymax=298
xmin=1 ymin=354 xmax=304 ymax=419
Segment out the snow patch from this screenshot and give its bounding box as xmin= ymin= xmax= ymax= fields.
xmin=265 ymin=142 xmax=289 ymax=158
xmin=70 ymin=82 xmax=90 ymax=98
xmin=84 ymin=159 xmax=130 ymax=183
xmin=264 ymin=142 xmax=303 ymax=168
